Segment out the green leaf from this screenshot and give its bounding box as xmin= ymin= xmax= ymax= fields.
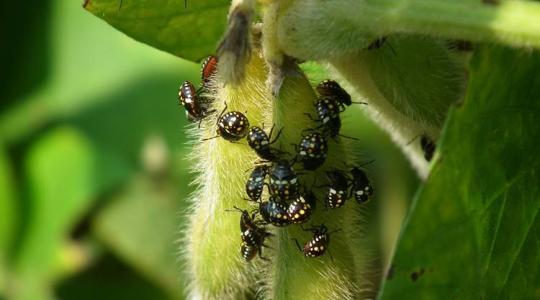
xmin=92 ymin=176 xmax=184 ymax=299
xmin=12 ymin=127 xmax=98 ymax=297
xmin=84 ymin=0 xmax=229 ymax=61
xmin=381 ymin=46 xmax=540 ymax=298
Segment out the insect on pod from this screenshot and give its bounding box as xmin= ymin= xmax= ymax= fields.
xmin=296 ymin=131 xmax=328 ymax=170
xmin=178 ymin=80 xmax=212 ymax=123
xmin=420 ymin=134 xmax=436 ymax=162
xmin=324 ymin=171 xmax=350 ymax=209
xmin=295 ymin=225 xmax=333 ymax=258
xmin=316 ymin=79 xmax=352 ymax=106
xmin=201 ymin=55 xmax=219 ymax=88
xmin=304 ymin=96 xmax=348 ymax=139
xmin=308 ymin=80 xmax=366 ymax=139
xmin=350 ymin=167 xmax=374 ymax=204
xmin=268 ymin=160 xmax=299 ymax=201
xmin=247 ymin=125 xmax=283 ymax=161
xmin=233 ymin=207 xmax=272 ymax=261
xmin=287 ymin=192 xmax=316 ymax=224
xmin=205 ymin=103 xmax=250 ymax=142
xmin=245 ymin=165 xmax=269 ymax=202
xmin=259 ymin=197 xmax=292 ymax=227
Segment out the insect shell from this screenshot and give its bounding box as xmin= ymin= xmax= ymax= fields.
xmin=325 ymin=171 xmax=350 ymax=209
xmin=247 ymin=126 xmax=279 ymax=161
xmin=216 ymin=110 xmax=250 ymax=142
xmin=245 ymin=165 xmax=268 ymax=202
xmin=297 ymin=131 xmax=328 ymax=170
xmin=269 ymin=160 xmax=299 ymax=200
xmin=259 ymin=197 xmax=291 ymax=227
xmin=315 ymin=97 xmax=342 ymax=138
xmin=201 ymin=55 xmax=218 ymax=88
xmin=420 ymin=135 xmax=436 ymax=162
xmin=302 ymin=225 xmax=330 ymax=258
xmin=178 ymin=81 xmax=209 ymax=122
xmin=287 ymin=192 xmax=316 ymax=224
xmin=316 ymin=80 xmax=352 ymax=106
xmin=350 ymin=167 xmax=374 ymax=204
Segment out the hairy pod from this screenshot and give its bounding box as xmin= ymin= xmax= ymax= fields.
xmin=185 ymin=49 xmax=371 ymax=299
xmin=263 ymin=63 xmax=371 ymax=299
xmin=184 ymin=51 xmax=271 ymax=300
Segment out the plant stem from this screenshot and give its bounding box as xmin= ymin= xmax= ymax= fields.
xmin=275 ymin=0 xmax=540 ymax=61
xmin=373 ymin=0 xmax=540 ymax=48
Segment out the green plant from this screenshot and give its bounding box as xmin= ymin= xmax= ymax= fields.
xmin=83 ymin=0 xmax=540 ymax=299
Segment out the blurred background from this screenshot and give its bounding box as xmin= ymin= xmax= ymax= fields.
xmin=0 ymin=0 xmax=420 ymax=299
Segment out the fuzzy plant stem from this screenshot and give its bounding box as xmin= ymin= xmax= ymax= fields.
xmin=275 ymin=0 xmax=540 ymax=61
xmin=185 ymin=52 xmax=271 ymax=300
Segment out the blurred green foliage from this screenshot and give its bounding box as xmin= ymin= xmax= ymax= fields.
xmin=0 ymin=0 xmax=417 ymax=299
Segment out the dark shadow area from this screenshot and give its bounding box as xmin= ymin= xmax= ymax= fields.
xmin=56 ymin=253 xmax=173 ymax=300
xmin=0 ymin=0 xmax=52 ymax=108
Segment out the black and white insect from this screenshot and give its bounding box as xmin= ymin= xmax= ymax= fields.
xmin=201 ymin=55 xmax=218 ymax=88
xmin=268 ymin=160 xmax=299 ymax=200
xmin=233 ymin=207 xmax=272 ymax=261
xmin=207 ymin=103 xmax=250 ymax=142
xmin=178 ymin=81 xmax=212 ymax=122
xmin=420 ymin=135 xmax=436 ymax=162
xmin=304 ymin=96 xmax=349 ymax=139
xmin=245 ymin=165 xmax=268 ymax=202
xmin=324 ymin=171 xmax=350 ymax=209
xmin=350 ymin=167 xmax=374 ymax=204
xmin=295 ymin=131 xmax=328 ymax=170
xmin=259 ymin=197 xmax=291 ymax=227
xmin=316 ymin=80 xmax=352 ymax=106
xmin=247 ymin=126 xmax=282 ymax=161
xmin=295 ymin=225 xmax=332 ymax=258
xmin=287 ymin=192 xmax=315 ymax=224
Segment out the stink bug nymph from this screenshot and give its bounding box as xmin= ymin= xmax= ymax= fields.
xmin=420 ymin=135 xmax=436 ymax=162
xmin=316 ymin=80 xmax=352 ymax=106
xmin=201 ymin=55 xmax=218 ymax=88
xmin=295 ymin=225 xmax=332 ymax=258
xmin=178 ymin=81 xmax=210 ymax=122
xmin=206 ymin=103 xmax=250 ymax=142
xmin=350 ymin=167 xmax=374 ymax=204
xmin=296 ymin=131 xmax=328 ymax=170
xmin=259 ymin=197 xmax=291 ymax=227
xmin=232 ymin=207 xmax=272 ymax=261
xmin=306 ymin=96 xmax=342 ymax=138
xmin=247 ymin=125 xmax=283 ymax=161
xmin=269 ymin=160 xmax=299 ymax=200
xmin=245 ymin=165 xmax=268 ymax=202
xmin=287 ymin=192 xmax=315 ymax=224
xmin=324 ymin=171 xmax=350 ymax=208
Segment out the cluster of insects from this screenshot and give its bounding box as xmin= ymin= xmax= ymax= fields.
xmin=178 ymin=58 xmax=374 ymax=262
